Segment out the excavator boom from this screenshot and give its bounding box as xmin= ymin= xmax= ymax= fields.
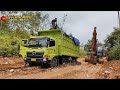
xmin=92 ymin=27 xmax=97 ymax=56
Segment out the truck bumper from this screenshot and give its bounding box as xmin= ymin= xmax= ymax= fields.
xmin=24 ymin=57 xmax=49 ymax=64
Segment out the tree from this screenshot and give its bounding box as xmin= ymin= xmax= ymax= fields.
xmin=104 ymin=27 xmax=120 ymax=48
xmin=0 ymin=11 xmax=50 ymax=57
xmin=107 ymin=45 xmax=120 ymax=60
xmin=84 ymin=39 xmax=103 ymax=51
xmin=104 ymin=27 xmax=120 ymax=60
xmin=0 ymin=11 xmax=50 ymax=35
xmin=21 ymin=11 xmax=50 ymax=34
xmin=0 ymin=11 xmax=19 ymax=31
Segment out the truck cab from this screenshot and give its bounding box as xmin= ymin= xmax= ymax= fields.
xmin=20 ymin=36 xmax=56 ymax=67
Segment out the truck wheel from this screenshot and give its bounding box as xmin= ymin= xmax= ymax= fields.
xmin=59 ymin=57 xmax=63 ymax=65
xmin=69 ymin=57 xmax=72 ymax=63
xmin=29 ymin=62 xmax=33 ymax=67
xmin=71 ymin=57 xmax=76 ymax=63
xmin=50 ymin=58 xmax=58 ymax=67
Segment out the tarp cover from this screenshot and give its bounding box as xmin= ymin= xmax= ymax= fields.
xmin=60 ymin=29 xmax=80 ymax=46
xmin=72 ymin=36 xmax=80 ymax=46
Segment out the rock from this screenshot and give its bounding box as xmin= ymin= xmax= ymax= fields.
xmin=102 ymin=73 xmax=105 ymax=75
xmin=86 ymin=74 xmax=90 ymax=78
xmin=109 ymin=67 xmax=113 ymax=70
xmin=115 ymin=75 xmax=120 ymax=79
xmin=4 ymin=57 xmax=9 ymax=60
xmin=57 ymin=74 xmax=61 ymax=76
xmin=4 ymin=62 xmax=9 ymax=65
xmin=104 ymin=70 xmax=110 ymax=74
xmin=8 ymin=60 xmax=15 ymax=64
xmin=103 ymin=59 xmax=108 ymax=63
xmin=102 ymin=57 xmax=107 ymax=60
xmin=102 ymin=57 xmax=108 ymax=62
xmin=26 ymin=67 xmax=30 ymax=70
xmin=16 ymin=69 xmax=20 ymax=72
xmin=9 ymin=69 xmax=14 ymax=73
xmin=55 ymin=68 xmax=59 ymax=70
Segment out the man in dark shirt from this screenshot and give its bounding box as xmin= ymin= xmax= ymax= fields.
xmin=51 ymin=18 xmax=57 ymax=29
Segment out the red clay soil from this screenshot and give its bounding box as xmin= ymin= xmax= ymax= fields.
xmin=0 ymin=57 xmax=120 ymax=79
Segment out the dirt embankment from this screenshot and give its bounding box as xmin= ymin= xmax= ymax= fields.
xmin=97 ymin=60 xmax=120 ymax=79
xmin=0 ymin=57 xmax=120 ymax=79
xmin=0 ymin=57 xmax=24 ymax=69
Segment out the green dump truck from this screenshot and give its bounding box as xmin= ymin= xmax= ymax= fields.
xmin=19 ymin=29 xmax=80 ymax=67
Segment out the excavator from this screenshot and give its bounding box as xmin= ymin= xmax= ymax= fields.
xmin=85 ymin=27 xmax=107 ymax=64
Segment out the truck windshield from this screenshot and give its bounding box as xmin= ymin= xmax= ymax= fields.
xmin=28 ymin=38 xmax=48 ymax=48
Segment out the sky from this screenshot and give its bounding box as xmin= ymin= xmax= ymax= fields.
xmin=43 ymin=11 xmax=118 ymax=45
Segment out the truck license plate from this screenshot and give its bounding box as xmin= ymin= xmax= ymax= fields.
xmin=31 ymin=58 xmax=36 ymax=61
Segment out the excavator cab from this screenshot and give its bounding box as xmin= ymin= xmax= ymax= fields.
xmin=87 ymin=49 xmax=92 ymax=55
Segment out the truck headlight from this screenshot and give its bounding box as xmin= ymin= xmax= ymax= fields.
xmin=24 ymin=57 xmax=26 ymax=60
xmin=43 ymin=58 xmax=47 ymax=61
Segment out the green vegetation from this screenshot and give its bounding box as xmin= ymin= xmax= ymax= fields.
xmin=104 ymin=28 xmax=120 ymax=60
xmin=0 ymin=28 xmax=30 ymax=57
xmin=84 ymin=39 xmax=103 ymax=51
xmin=107 ymin=45 xmax=120 ymax=60
xmin=0 ymin=11 xmax=50 ymax=57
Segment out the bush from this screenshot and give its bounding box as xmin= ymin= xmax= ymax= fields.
xmin=107 ymin=45 xmax=120 ymax=60
xmin=0 ymin=29 xmax=30 ymax=57
xmin=0 ymin=35 xmax=20 ymax=57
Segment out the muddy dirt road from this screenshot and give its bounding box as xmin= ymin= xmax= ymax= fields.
xmin=0 ymin=57 xmax=120 ymax=79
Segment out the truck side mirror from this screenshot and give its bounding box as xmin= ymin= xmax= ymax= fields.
xmin=21 ymin=39 xmax=28 ymax=46
xmin=49 ymin=40 xmax=55 ymax=47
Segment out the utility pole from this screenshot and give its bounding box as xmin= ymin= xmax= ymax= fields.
xmin=118 ymin=11 xmax=120 ymax=28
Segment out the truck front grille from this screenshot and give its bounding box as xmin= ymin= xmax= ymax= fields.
xmin=27 ymin=52 xmax=44 ymax=58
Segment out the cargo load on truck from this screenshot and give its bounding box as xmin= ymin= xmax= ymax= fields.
xmin=63 ymin=31 xmax=80 ymax=46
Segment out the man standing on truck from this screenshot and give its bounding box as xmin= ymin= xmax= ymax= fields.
xmin=51 ymin=18 xmax=57 ymax=29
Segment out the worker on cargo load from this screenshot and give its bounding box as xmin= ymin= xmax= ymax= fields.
xmin=51 ymin=18 xmax=57 ymax=29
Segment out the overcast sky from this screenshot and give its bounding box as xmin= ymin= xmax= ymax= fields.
xmin=43 ymin=11 xmax=118 ymax=45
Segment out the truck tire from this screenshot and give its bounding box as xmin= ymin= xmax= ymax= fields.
xmin=72 ymin=57 xmax=77 ymax=63
xmin=49 ymin=57 xmax=58 ymax=67
xmin=59 ymin=57 xmax=63 ymax=65
xmin=29 ymin=62 xmax=34 ymax=67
